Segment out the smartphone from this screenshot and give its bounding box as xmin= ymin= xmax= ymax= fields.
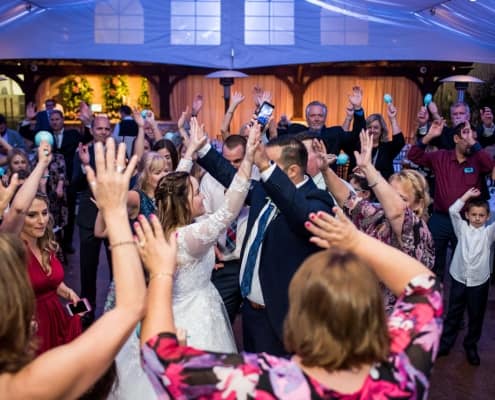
xmin=256 ymin=101 xmax=275 ymax=128
xmin=66 ymin=298 xmax=91 ymax=316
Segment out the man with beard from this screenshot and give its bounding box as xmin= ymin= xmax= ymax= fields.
xmin=408 ymin=119 xmax=494 ymax=281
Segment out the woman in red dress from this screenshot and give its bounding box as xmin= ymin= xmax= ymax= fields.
xmin=20 ymin=192 xmax=81 ymax=354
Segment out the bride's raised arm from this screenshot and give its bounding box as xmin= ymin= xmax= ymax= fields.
xmin=179 ymin=120 xmax=260 ymax=258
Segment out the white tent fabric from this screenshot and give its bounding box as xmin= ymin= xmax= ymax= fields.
xmin=1 ymin=0 xmax=494 ymax=68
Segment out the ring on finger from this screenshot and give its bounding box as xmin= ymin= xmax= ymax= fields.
xmin=116 ymin=165 xmax=125 ymax=173
xmin=138 ymin=240 xmax=146 ymax=248
xmin=90 ymin=181 xmax=96 ymax=187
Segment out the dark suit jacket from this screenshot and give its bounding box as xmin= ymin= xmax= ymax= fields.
xmin=72 ymin=145 xmax=98 ymax=230
xmin=35 ymin=110 xmax=51 ymax=132
xmin=198 ymin=147 xmax=335 ymax=341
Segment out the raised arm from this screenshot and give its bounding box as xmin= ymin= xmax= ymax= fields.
xmin=0 ymin=142 xmax=52 ymax=234
xmin=179 ymin=122 xmax=258 ymax=258
xmin=0 ymin=173 xmax=20 ymax=220
xmin=132 ymin=108 xmax=146 ymax=159
xmin=314 ymin=139 xmax=350 ymax=207
xmin=4 ymin=140 xmax=145 ymax=400
xmin=355 ymin=129 xmax=406 ymax=239
xmin=305 ymin=207 xmax=434 ymax=297
xmin=220 ymin=91 xmax=245 ymax=140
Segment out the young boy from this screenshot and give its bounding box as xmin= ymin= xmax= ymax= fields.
xmin=439 ymin=187 xmax=495 ymax=365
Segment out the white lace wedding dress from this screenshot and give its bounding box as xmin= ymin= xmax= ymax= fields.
xmin=173 ymin=173 xmax=249 ymax=353
xmin=107 ymin=173 xmax=249 ymax=399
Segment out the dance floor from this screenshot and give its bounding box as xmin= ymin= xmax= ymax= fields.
xmin=64 ymin=232 xmax=495 ymax=399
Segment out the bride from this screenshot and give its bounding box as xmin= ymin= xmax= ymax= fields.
xmin=151 ymin=118 xmax=258 ymax=352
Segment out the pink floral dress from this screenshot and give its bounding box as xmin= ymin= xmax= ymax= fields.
xmin=141 ymin=274 xmax=442 ymax=400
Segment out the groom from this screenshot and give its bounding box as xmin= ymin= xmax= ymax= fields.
xmin=198 ymin=135 xmax=334 ymax=355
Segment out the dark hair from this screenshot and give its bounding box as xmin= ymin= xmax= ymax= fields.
xmin=131 ymin=135 xmax=153 ymax=155
xmin=466 ymin=198 xmax=490 ymax=214
xmin=50 ymin=109 xmax=64 ymax=119
xmin=0 ymin=114 xmax=6 ymax=124
xmin=266 ymin=136 xmax=308 ymax=170
xmin=452 ymin=121 xmax=467 ymax=137
xmin=294 ymin=131 xmax=320 ymax=143
xmin=119 ymin=105 xmax=132 ymax=116
xmin=155 ymin=171 xmax=193 ymax=238
xmin=78 ymin=361 xmax=118 ymax=400
xmin=223 ymin=135 xmax=247 ymax=151
xmin=152 ymin=139 xmax=179 ymax=170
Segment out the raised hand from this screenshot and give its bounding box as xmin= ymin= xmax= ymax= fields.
xmin=253 ymin=85 xmax=263 ymax=106
xmin=480 ymin=107 xmax=493 ymax=126
xmin=245 ymin=121 xmax=262 ymax=163
xmin=353 ymin=129 xmax=373 ymax=170
xmin=259 ymin=90 xmax=272 ymax=105
xmin=185 ymin=117 xmax=208 ymax=157
xmin=387 ymin=103 xmax=397 ymax=120
xmin=84 ymin=139 xmax=138 ymax=214
xmin=38 ymin=140 xmax=53 ymax=167
xmin=134 ymin=214 xmax=178 ymax=276
xmin=305 ymin=207 xmax=359 ymax=252
xmin=461 ymin=187 xmax=481 ymax=202
xmin=345 ymin=102 xmax=354 ymax=119
xmin=132 ymin=107 xmax=145 ymax=128
xmin=177 ymin=106 xmax=189 ymax=130
xmin=231 ymin=91 xmax=245 ymax=108
xmin=78 ymin=143 xmax=90 ymax=166
xmin=192 ymin=94 xmax=203 ymax=115
xmin=461 ymin=121 xmax=476 ymax=146
xmin=426 ymin=118 xmax=445 ymax=138
xmin=26 ymin=102 xmax=36 ymax=120
xmin=427 ymin=101 xmax=440 ymax=119
xmin=313 ymin=139 xmax=334 ymax=171
xmin=79 ymin=101 xmax=93 ymax=125
xmin=348 ymin=86 xmax=363 ymax=110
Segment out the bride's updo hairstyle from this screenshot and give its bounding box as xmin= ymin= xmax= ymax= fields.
xmin=155 ymin=171 xmax=193 ymax=237
xmin=0 ymin=234 xmax=37 ymax=373
xmin=284 ymin=249 xmax=389 ymax=371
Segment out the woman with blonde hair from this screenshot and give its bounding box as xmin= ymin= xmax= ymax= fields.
xmin=0 ymin=139 xmax=148 ymax=399
xmin=135 ymin=199 xmax=442 ymax=399
xmin=318 ymin=130 xmax=434 ymax=312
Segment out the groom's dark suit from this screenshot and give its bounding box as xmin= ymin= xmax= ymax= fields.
xmin=198 ymin=146 xmax=334 ymax=355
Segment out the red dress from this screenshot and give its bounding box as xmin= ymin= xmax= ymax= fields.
xmin=27 ymin=249 xmax=82 ymax=354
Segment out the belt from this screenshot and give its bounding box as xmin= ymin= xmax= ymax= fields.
xmin=249 ymin=300 xmax=265 ymax=310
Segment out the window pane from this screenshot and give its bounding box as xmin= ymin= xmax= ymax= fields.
xmin=196 ymin=16 xmax=220 ymax=31
xmin=95 ymin=30 xmax=119 ymax=44
xmin=270 ymin=30 xmax=293 ymax=45
xmin=321 ymin=30 xmax=344 ymax=45
xmin=245 ymin=2 xmax=269 ymax=16
xmin=346 ymin=31 xmax=368 ymax=45
xmin=171 ymin=16 xmax=195 ymax=30
xmin=120 ymin=15 xmax=143 ymax=30
xmin=245 ymin=30 xmax=269 ymax=44
xmin=171 ymin=30 xmax=195 ymax=45
xmin=245 ymin=16 xmax=269 ymax=30
xmin=270 ymin=2 xmax=293 ymax=17
xmin=196 ymin=30 xmax=220 ymax=44
xmin=321 ymin=16 xmax=345 ymax=31
xmin=95 ymin=15 xmax=119 ymax=29
xmin=171 ymin=1 xmax=195 ymax=15
xmin=270 ymin=16 xmax=293 ymax=31
xmin=196 ymin=2 xmax=220 ymax=16
xmin=119 ymin=30 xmax=144 ymax=44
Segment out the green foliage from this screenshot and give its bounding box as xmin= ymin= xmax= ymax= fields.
xmin=138 ymin=77 xmax=152 ymax=110
xmin=58 ymin=76 xmax=93 ymax=120
xmin=102 ymin=75 xmax=130 ymax=119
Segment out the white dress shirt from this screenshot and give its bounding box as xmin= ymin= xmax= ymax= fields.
xmin=449 ymin=199 xmax=495 ymax=286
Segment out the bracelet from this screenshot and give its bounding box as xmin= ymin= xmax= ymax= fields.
xmin=42 ymin=174 xmax=50 ymax=179
xmin=149 ymin=271 xmax=174 ymax=281
xmin=108 ymin=240 xmax=136 ymax=250
xmin=368 ymin=179 xmax=380 ymax=189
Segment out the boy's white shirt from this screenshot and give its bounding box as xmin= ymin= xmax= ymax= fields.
xmin=449 ymin=198 xmax=495 ymax=286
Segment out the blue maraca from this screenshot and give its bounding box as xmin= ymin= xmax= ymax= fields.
xmin=336 ymin=153 xmax=349 ymax=166
xmin=424 ymin=93 xmax=433 ymax=107
xmin=34 ymin=131 xmax=53 ymax=155
xmin=0 ymin=167 xmax=5 ymax=177
xmin=383 ymin=94 xmax=393 ymax=104
xmin=141 ymin=110 xmax=150 ymax=119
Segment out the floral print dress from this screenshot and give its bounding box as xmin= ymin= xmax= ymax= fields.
xmin=344 ymin=197 xmax=435 ymax=313
xmin=141 ymin=274 xmax=443 ymax=400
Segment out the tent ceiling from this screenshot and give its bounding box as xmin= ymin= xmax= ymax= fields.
xmin=0 ymin=0 xmax=494 ymax=68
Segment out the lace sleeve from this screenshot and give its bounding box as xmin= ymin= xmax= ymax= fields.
xmin=179 ymin=173 xmax=250 ymax=258
xmin=176 ymin=158 xmax=193 ymax=173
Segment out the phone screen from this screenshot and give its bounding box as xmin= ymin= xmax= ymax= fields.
xmin=257 ymin=101 xmax=275 ymax=127
xmin=68 ymin=300 xmax=90 ymax=315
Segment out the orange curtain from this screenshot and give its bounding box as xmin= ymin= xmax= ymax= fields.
xmin=170 ymin=75 xmax=421 ymax=142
